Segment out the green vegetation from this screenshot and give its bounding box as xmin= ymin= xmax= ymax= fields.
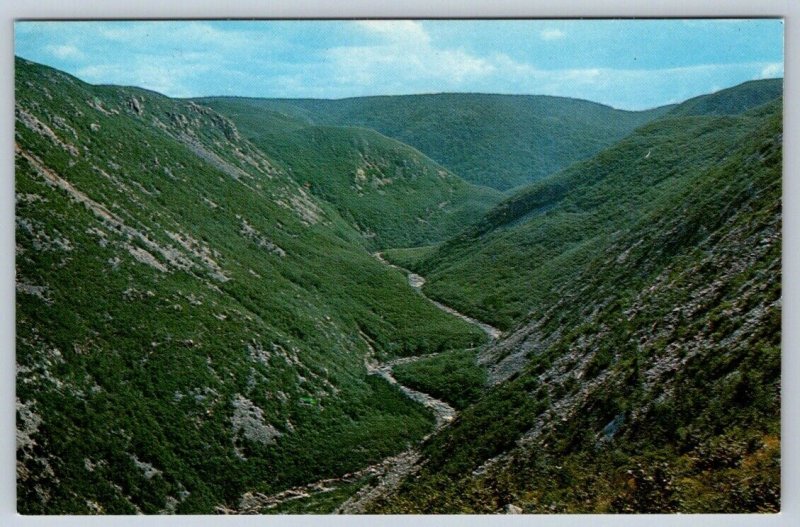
xmin=199 ymin=93 xmax=672 ymax=191
xmin=266 ymin=476 xmax=375 ymax=514
xmin=392 ymin=350 xmax=487 ymax=410
xmin=381 ymin=245 xmax=438 ymax=272
xmin=368 ymin=85 xmax=782 ymax=513
xmin=413 ymin=87 xmax=783 ymax=331
xmin=192 ymin=111 xmax=502 ymax=248
xmin=667 ymin=78 xmax=782 ymax=117
xmin=14 ymin=57 xmax=483 ymax=514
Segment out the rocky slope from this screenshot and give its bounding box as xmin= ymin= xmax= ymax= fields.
xmin=408 ymin=79 xmax=783 ymax=332
xmin=15 ymin=56 xmax=781 ymax=515
xmin=14 ymin=57 xmax=486 ymax=514
xmin=370 ymin=87 xmax=782 ymax=513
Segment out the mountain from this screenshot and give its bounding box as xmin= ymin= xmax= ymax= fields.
xmin=192 ymin=98 xmax=502 ymax=248
xmin=369 ymin=82 xmax=781 ymax=512
xmin=397 ymin=81 xmax=783 ymax=331
xmin=14 ymin=57 xmax=486 ymax=514
xmin=199 ymin=94 xmax=672 ymax=191
xmin=667 ymin=78 xmax=783 ymax=117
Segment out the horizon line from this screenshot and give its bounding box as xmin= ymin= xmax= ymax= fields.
xmin=15 ymin=54 xmax=784 ymax=113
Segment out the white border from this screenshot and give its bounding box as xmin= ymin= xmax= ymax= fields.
xmin=1 ymin=1 xmax=797 ymax=527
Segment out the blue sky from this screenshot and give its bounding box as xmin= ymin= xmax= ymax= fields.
xmin=15 ymin=19 xmax=783 ymax=110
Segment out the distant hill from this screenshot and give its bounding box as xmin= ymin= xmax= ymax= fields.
xmin=197 ymin=97 xmax=502 ymax=248
xmin=199 ymin=94 xmax=672 ymax=191
xmin=371 ymin=81 xmax=781 ymax=512
xmin=667 ymin=78 xmax=783 ymax=117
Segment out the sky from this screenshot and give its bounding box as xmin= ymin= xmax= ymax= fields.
xmin=14 ymin=19 xmax=784 ymax=110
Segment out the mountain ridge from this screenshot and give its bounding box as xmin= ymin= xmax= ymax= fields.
xmin=197 ymin=90 xmax=675 ymax=112
xmin=402 ymin=85 xmax=782 ymax=330
xmin=14 ymin=56 xmax=486 ymax=514
xmin=195 ymin=113 xmax=503 ymax=249
xmin=370 ymin=81 xmax=781 ymax=513
xmin=199 ymin=92 xmax=673 ymax=191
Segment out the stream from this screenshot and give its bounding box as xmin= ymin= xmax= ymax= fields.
xmin=221 ymin=252 xmax=501 ymax=514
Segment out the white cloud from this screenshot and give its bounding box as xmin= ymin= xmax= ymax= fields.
xmin=46 ymin=44 xmax=84 ymax=60
xmin=355 ymin=20 xmax=431 ymax=46
xmin=318 ymin=25 xmax=782 ymax=108
xmin=324 ymin=21 xmax=500 ymax=94
xmin=17 ymin=20 xmax=783 ymax=108
xmin=760 ymin=62 xmax=783 ymax=78
xmin=436 ymin=56 xmax=783 ymax=109
xmin=326 ymin=44 xmax=495 ymax=92
xmin=540 ymin=29 xmax=565 ymax=41
xmin=77 ymin=59 xmax=212 ymax=97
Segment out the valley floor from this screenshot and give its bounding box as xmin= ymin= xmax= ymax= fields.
xmin=221 ymin=256 xmax=499 ymax=514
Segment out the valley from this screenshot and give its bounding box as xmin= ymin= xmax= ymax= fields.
xmin=221 ymin=249 xmax=497 ymax=514
xmin=15 ymin=55 xmax=781 ymax=515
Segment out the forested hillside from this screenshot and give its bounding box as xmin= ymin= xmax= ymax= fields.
xmin=370 ymin=83 xmax=782 ymax=513
xmin=188 ymin=103 xmax=502 ymax=248
xmin=14 ymin=57 xmax=485 ymax=514
xmin=403 ymin=80 xmax=782 ymax=331
xmin=200 ymin=94 xmax=671 ymax=191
